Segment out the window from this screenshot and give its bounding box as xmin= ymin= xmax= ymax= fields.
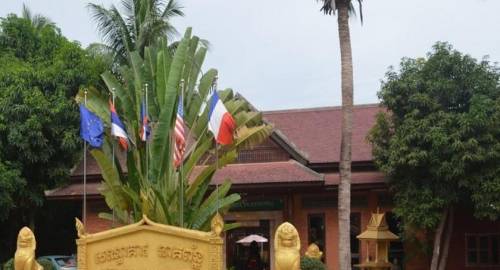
xmin=308 ymin=214 xmax=326 ymax=261
xmin=466 ymin=234 xmax=500 ymax=266
xmin=351 ymin=212 xmax=361 ymax=265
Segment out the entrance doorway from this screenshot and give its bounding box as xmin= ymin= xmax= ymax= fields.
xmin=226 ymin=220 xmax=270 ymax=270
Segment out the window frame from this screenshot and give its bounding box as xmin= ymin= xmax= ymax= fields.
xmin=307 ymin=213 xmax=326 ymax=262
xmin=465 ymin=233 xmax=500 ymax=267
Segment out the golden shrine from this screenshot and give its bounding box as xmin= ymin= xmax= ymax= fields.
xmin=355 ymin=211 xmax=399 ymax=270
xmin=74 ymin=215 xmax=224 ymax=270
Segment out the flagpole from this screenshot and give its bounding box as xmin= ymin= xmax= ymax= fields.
xmin=145 ymin=83 xmax=149 ymax=183
xmin=213 ymin=77 xmax=220 ymax=214
xmin=111 ymin=88 xmax=116 ymax=227
xmin=179 ymin=79 xmax=185 ymax=227
xmin=83 ymin=89 xmax=88 ymax=227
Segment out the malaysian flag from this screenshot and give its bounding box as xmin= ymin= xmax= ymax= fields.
xmin=173 ymin=97 xmax=185 ymax=168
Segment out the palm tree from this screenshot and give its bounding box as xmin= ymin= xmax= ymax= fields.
xmin=315 ymin=0 xmax=363 ymax=269
xmin=21 ymin=4 xmax=56 ymax=30
xmin=88 ymin=0 xmax=184 ymax=64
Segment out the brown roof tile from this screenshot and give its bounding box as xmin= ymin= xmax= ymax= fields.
xmin=48 ymin=160 xmax=324 ymax=199
xmin=191 ymin=160 xmax=323 ymax=185
xmin=324 ymin=171 xmax=386 ymax=185
xmin=47 ymin=170 xmax=384 ymax=199
xmin=45 ymin=182 xmax=101 ymax=199
xmin=263 ymin=104 xmax=382 ymax=163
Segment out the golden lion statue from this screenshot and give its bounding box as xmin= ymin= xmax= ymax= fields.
xmin=305 ymin=243 xmax=323 ymax=260
xmin=274 ymin=222 xmax=300 ymax=270
xmin=14 ymin=227 xmax=43 ymax=270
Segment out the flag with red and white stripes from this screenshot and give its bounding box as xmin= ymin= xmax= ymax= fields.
xmin=173 ymin=97 xmax=185 ymax=168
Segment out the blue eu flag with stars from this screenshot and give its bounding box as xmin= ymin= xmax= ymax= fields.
xmin=80 ymin=104 xmax=104 ymax=147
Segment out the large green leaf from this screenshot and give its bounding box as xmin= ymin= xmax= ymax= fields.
xmin=76 ymin=28 xmax=271 ymax=232
xmin=151 ymin=29 xmax=191 ymax=180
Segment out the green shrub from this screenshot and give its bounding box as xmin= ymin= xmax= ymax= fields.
xmin=37 ymin=258 xmax=55 ymax=270
xmin=2 ymin=258 xmax=55 ymax=270
xmin=300 ymin=256 xmax=326 ymax=270
xmin=2 ymin=258 xmax=13 ymax=270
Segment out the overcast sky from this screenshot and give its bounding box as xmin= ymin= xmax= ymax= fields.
xmin=2 ymin=0 xmax=500 ymax=110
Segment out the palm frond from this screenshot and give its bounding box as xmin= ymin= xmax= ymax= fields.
xmin=316 ymin=0 xmax=364 ymax=24
xmin=88 ymin=3 xmax=134 ymax=64
xmin=162 ymin=0 xmax=184 ymax=19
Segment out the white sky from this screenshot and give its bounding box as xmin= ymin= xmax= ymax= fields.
xmin=2 ymin=0 xmax=500 ymax=110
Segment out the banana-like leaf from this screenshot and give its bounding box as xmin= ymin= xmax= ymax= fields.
xmin=101 ymin=72 xmax=136 ymax=123
xmin=224 ymin=222 xmax=241 ymax=232
xmin=186 ymin=150 xmax=237 ymax=199
xmin=76 ymin=87 xmax=110 ymax=125
xmin=151 ymin=30 xmax=190 ymax=180
xmin=192 ymin=193 xmax=241 ymax=230
xmin=233 ymin=125 xmax=273 ymax=150
xmin=185 ymin=46 xmax=207 ymax=107
xmin=78 ymin=28 xmax=271 ymax=231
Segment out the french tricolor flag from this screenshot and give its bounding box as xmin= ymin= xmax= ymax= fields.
xmin=208 ymin=91 xmax=236 ymax=145
xmin=109 ymin=100 xmax=129 ymax=150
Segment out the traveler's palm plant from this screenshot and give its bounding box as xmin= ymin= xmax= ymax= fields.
xmin=76 ymin=28 xmax=272 ymax=231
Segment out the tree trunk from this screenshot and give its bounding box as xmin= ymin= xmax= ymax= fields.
xmin=438 ymin=207 xmax=454 ymax=270
xmin=430 ymin=208 xmax=448 ymax=270
xmin=337 ymin=1 xmax=354 ymax=269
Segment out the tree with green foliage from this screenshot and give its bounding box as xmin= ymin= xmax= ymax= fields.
xmin=21 ymin=4 xmax=55 ymax=31
xmin=313 ymin=1 xmax=363 ymax=269
xmin=369 ymin=42 xmax=500 ymax=270
xmin=79 ymin=28 xmax=272 ymax=230
xmin=88 ymin=0 xmax=184 ymax=65
xmin=0 ymin=10 xmax=108 ymax=262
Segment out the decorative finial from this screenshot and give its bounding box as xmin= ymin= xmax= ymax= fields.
xmin=211 ymin=212 xmax=224 ymax=237
xmin=75 ymin=218 xmax=86 ymax=239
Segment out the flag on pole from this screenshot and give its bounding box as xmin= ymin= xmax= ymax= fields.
xmin=208 ymin=91 xmax=236 ymax=145
xmin=109 ymin=100 xmax=129 ymax=150
xmin=174 ymin=97 xmax=186 ymax=167
xmin=140 ymin=100 xmax=150 ymax=141
xmin=79 ymin=104 xmax=104 ymax=148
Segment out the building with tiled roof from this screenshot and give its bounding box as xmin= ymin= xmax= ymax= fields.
xmin=45 ymin=104 xmax=499 ymax=270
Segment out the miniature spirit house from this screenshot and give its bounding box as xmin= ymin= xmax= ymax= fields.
xmin=355 ymin=211 xmax=399 ymax=270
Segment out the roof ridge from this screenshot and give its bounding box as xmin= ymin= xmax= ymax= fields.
xmin=263 ymin=103 xmax=380 ymax=114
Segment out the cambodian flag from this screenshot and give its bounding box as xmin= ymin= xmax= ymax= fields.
xmin=109 ymin=100 xmax=129 ymax=150
xmin=140 ymin=100 xmax=150 ymax=141
xmin=208 ymin=91 xmax=236 ymax=145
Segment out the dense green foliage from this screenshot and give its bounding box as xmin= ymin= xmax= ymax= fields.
xmin=0 ymin=10 xmax=108 ymax=263
xmin=80 ymin=28 xmax=272 ymax=230
xmin=0 ymin=13 xmax=107 ymax=220
xmin=301 ymin=256 xmax=327 ymax=270
xmin=369 ymin=43 xmax=500 ymax=229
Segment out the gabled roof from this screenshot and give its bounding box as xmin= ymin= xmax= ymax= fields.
xmin=263 ymin=104 xmax=382 ymax=164
xmin=46 ymin=160 xmax=325 ymax=199
xmin=191 ymin=159 xmax=323 ymax=185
